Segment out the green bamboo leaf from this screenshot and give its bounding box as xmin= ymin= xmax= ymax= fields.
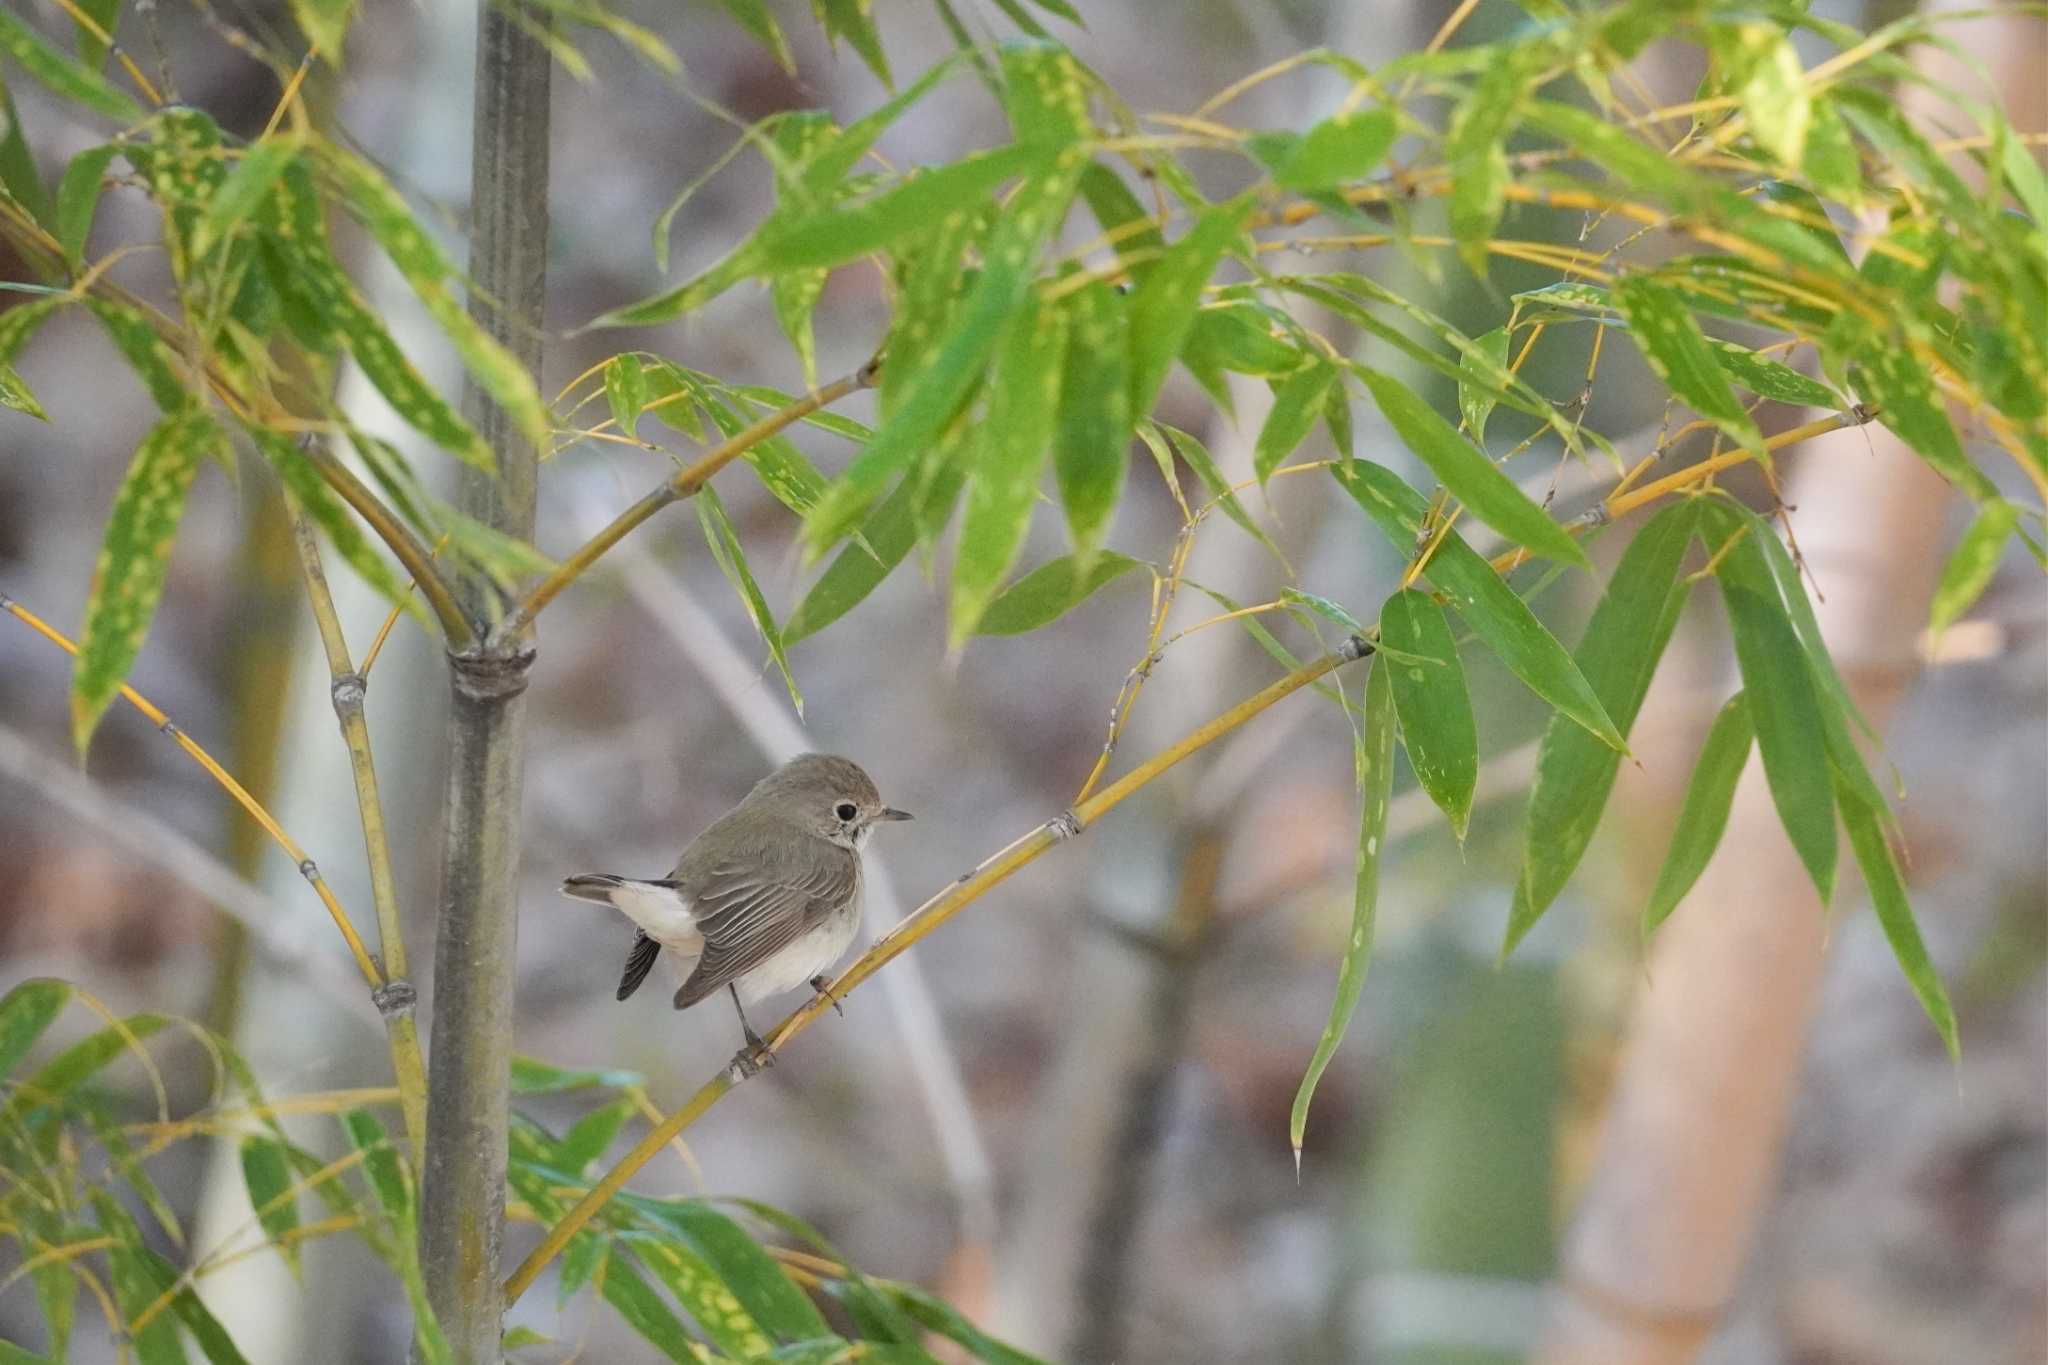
xmin=876 ymin=203 xmax=990 ymax=419
xmin=1802 ymin=101 xmax=1864 ymax=206
xmin=604 ymin=352 xmax=647 ymax=438
xmin=244 ymin=428 xmax=421 ymax=619
xmin=1051 ymin=277 xmax=1131 ymax=565
xmin=785 ymin=464 xmax=967 ymax=644
xmin=643 ymin=1202 xmax=831 ymax=1342
xmin=1613 ymin=275 xmax=1765 ymax=464
xmin=1078 ymin=160 xmax=1162 ymax=282
xmin=1 ymin=1013 xmax=168 ymax=1129
xmin=1510 ymin=280 xmax=1619 ymax=325
xmin=94 ymin=1198 xmax=197 ymax=1365
xmin=1263 ymin=108 xmax=1395 ymax=191
xmin=1279 ymin=586 xmax=1361 ymax=635
xmin=1380 ymin=588 xmax=1476 ymax=842
xmin=1127 ymin=194 xmax=1254 ymax=418
xmin=1332 ymin=459 xmax=1622 ymax=748
xmin=697 ymin=486 xmax=801 ymax=716
xmin=805 ymin=150 xmax=1084 ymax=554
xmin=813 ymin=0 xmax=890 ymax=84
xmin=1459 ymin=326 xmax=1510 ymax=444
xmin=1356 ymin=367 xmax=1589 ymax=568
xmin=0 ymin=297 xmax=59 ymax=371
xmin=0 ymin=1339 xmax=54 ymax=1365
xmin=1838 ymin=776 xmax=1959 ymax=1059
xmin=1716 ymin=532 xmax=1837 ymax=902
xmin=688 ymin=379 xmax=831 ymax=516
xmin=0 ymin=75 xmax=51 ymax=224
xmin=974 ymin=551 xmax=1143 ymax=635
xmin=72 ymin=408 xmax=222 ymax=753
xmin=86 ymin=297 xmax=189 ymax=411
xmin=289 ymin=0 xmax=356 ymax=58
xmin=0 ymin=365 xmax=42 ymax=420
xmin=1000 ymin=40 xmax=1092 ymax=147
xmin=600 ymin=1254 xmax=701 ymax=1364
xmin=0 ymin=8 xmax=141 ymax=122
xmin=1642 ymin=691 xmax=1754 ymax=937
xmin=617 ymin=1234 xmax=771 ymax=1359
xmin=314 ymin=146 xmax=551 ymax=454
xmin=556 ymin=1096 xmax=633 ymax=1173
xmin=952 ymin=296 xmax=1067 ymax=644
xmin=0 ymin=978 xmax=72 ymax=1079
xmin=1445 ymin=42 xmax=1550 ymax=272
xmin=1290 ymin=655 xmax=1393 ymax=1166
xmin=1509 ymin=500 xmax=1699 ymax=951
xmin=239 ymin=1137 xmax=303 ymax=1277
xmin=711 ymin=0 xmax=792 ymax=68
xmin=55 ymin=142 xmax=119 ymax=268
xmin=1153 ymin=420 xmax=1284 ymax=564
xmin=1184 ymin=302 xmax=1303 ymax=381
xmin=883 ymin=1282 xmax=1051 ymax=1365
xmin=1709 ymin=340 xmax=1842 ymax=409
xmin=342 ymin=1108 xmax=413 ymax=1230
xmin=557 ymin=1231 xmax=608 ymax=1307
xmin=1253 ymin=360 xmax=1335 ymax=487
xmin=1927 ymin=499 xmax=2020 ymax=639
xmin=1711 ymin=22 xmax=1810 ymax=168
xmin=1848 ymin=341 xmax=1996 ymax=499
xmin=192 ymin=134 xmax=301 ymax=261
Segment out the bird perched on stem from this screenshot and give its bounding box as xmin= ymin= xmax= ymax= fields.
xmin=561 ymin=754 xmax=912 ymax=1062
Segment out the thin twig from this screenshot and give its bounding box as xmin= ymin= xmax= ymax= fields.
xmin=282 ymin=495 xmax=429 ymax=1168
xmin=502 ymin=636 xmax=1374 ymax=1306
xmin=295 ymin=441 xmax=475 ymax=647
xmin=492 ymin=360 xmax=879 ymax=645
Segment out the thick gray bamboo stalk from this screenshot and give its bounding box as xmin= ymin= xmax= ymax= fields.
xmin=418 ymin=4 xmax=550 ymax=1358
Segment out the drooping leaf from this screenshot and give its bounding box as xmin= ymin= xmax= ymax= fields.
xmin=1357 ymin=367 xmax=1590 ymax=568
xmin=1078 ymin=160 xmax=1163 ymax=283
xmin=1847 ymin=340 xmax=1997 ymax=499
xmin=0 ymin=75 xmax=52 ymax=224
xmin=55 ymin=142 xmax=120 ymax=268
xmin=1642 ymin=691 xmax=1755 ymax=937
xmin=1289 ymin=655 xmax=1394 ymax=1165
xmin=290 ymin=0 xmax=357 ymax=59
xmin=1379 ymin=588 xmax=1476 ymax=842
xmin=1711 ymin=21 xmax=1811 ymax=168
xmin=697 ymin=486 xmax=802 ymax=715
xmin=600 ymin=1253 xmax=702 ymax=1364
xmin=605 ymin=352 xmax=648 ymax=439
xmin=1444 ymin=41 xmax=1550 ymax=272
xmin=1260 ymin=108 xmax=1396 ymax=191
xmin=974 ymin=551 xmax=1144 ymax=635
xmin=191 ymin=134 xmax=301 ymax=261
xmin=882 ymin=1281 xmax=1051 ymax=1365
xmin=785 ymin=464 xmax=967 ymax=644
xmin=1509 ymin=500 xmax=1699 ymax=950
xmin=1927 ymin=499 xmax=2020 ymax=639
xmin=0 ymin=8 xmax=142 ymax=122
xmin=1332 ymin=459 xmax=1621 ymax=748
xmin=1126 ymin=194 xmax=1254 ymax=418
xmin=1614 ymin=275 xmax=1765 ymax=464
xmin=952 ymin=296 xmax=1068 ymax=643
xmin=1253 ymin=360 xmax=1335 ymax=487
xmin=0 ymin=978 xmax=72 ymax=1079
xmin=711 ymin=0 xmax=792 ymax=69
xmin=638 ymin=1202 xmax=832 ymax=1343
xmin=1459 ymin=326 xmax=1510 ymax=444
xmin=1154 ymin=421 xmax=1283 ymax=564
xmin=72 ymin=408 xmax=223 ymax=752
xmin=814 ymin=0 xmax=891 ymax=85
xmin=1708 ymin=340 xmax=1842 ymax=409
xmin=1837 ymin=776 xmax=1959 ymax=1059
xmin=1053 ymin=277 xmax=1131 ymax=566
xmin=239 ymin=1137 xmax=303 ymax=1277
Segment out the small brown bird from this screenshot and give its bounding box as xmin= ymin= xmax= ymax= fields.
xmin=560 ymin=754 xmax=912 ymax=1053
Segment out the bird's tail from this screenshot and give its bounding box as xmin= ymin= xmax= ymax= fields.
xmin=560 ymin=873 xmax=627 ymax=905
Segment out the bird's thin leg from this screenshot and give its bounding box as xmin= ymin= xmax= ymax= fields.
xmin=728 ymin=983 xmax=773 ymax=1069
xmin=809 ymin=975 xmax=844 ymax=1017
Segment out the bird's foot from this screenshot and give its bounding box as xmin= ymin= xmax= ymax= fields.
xmin=809 ymin=975 xmax=844 ymax=1017
xmin=732 ymin=1026 xmax=776 ymax=1079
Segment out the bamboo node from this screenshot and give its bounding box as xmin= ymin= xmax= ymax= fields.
xmin=1049 ymin=810 xmax=1083 ymax=841
xmin=447 ymin=644 xmax=537 ymax=702
xmin=297 ymin=858 xmax=318 ymax=881
xmin=1338 ymin=633 xmax=1375 ymax=662
xmin=331 ymin=671 xmax=367 ymax=711
xmin=372 ymin=979 xmax=417 ymax=1019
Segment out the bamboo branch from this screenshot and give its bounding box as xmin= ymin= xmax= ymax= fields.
xmin=501 ymin=635 xmax=1374 ymax=1306
xmin=282 ymin=498 xmax=430 ymax=1169
xmin=491 ymin=360 xmax=879 ymax=644
xmin=295 ymin=440 xmax=475 ymax=648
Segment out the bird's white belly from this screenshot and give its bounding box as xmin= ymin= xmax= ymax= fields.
xmin=735 ymin=905 xmax=862 ymax=1005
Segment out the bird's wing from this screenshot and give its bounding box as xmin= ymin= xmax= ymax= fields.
xmin=673 ymin=854 xmax=858 ymax=1009
xmin=616 ymin=930 xmax=661 ymax=1002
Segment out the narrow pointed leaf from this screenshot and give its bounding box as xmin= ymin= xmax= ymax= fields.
xmin=1265 ymin=108 xmax=1396 ymax=190
xmin=952 ymin=297 xmax=1067 ymax=642
xmin=55 ymin=142 xmax=120 ymax=268
xmin=193 ymin=135 xmax=301 ymax=260
xmin=244 ymin=428 xmax=421 ymax=619
xmin=1509 ymin=500 xmax=1699 ymax=950
xmin=0 ymin=978 xmax=72 ymax=1078
xmin=1254 ymin=361 xmax=1335 ymax=486
xmin=974 ymin=551 xmax=1143 ymax=635
xmin=1379 ymin=588 xmax=1476 ymax=841
xmin=1709 ymin=340 xmax=1842 ymax=409
xmin=0 ymin=76 xmax=51 ymax=224
xmin=239 ymin=1137 xmax=303 ymax=1276
xmin=599 ymin=1254 xmax=700 ymax=1364
xmin=72 ymin=408 xmax=222 ymax=752
xmin=1459 ymin=326 xmax=1510 ymax=444
xmin=1332 ymin=460 xmax=1621 ymax=748
xmin=1127 ymin=195 xmax=1254 ymax=418
xmin=1838 ymin=776 xmax=1959 ymax=1059
xmin=647 ymin=1203 xmax=831 ymax=1341
xmin=1715 ymin=22 xmax=1810 ymax=168
xmin=1848 ymin=341 xmax=1996 ymax=499
xmin=1642 ymin=691 xmax=1755 ymax=937
xmin=711 ymin=0 xmax=792 ymax=69
xmin=0 ymin=9 xmax=141 ymax=121
xmin=785 ymin=464 xmax=967 ymax=643
xmin=1614 ymin=276 xmax=1765 ymax=463
xmin=697 ymin=486 xmax=801 ymax=715
xmin=1928 ymin=499 xmax=2019 ymax=639
xmin=1359 ymin=367 xmax=1588 ymax=566
xmin=1078 ymin=161 xmax=1162 ymax=282
xmin=1053 ymin=277 xmax=1131 ymax=565
xmin=1290 ymin=656 xmax=1394 ymax=1162
xmin=1155 ymin=421 xmax=1283 ymax=564
xmin=1716 ymin=531 xmax=1837 ymax=901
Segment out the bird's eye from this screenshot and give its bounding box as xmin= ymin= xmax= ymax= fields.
xmin=835 ymin=802 xmax=858 ymax=822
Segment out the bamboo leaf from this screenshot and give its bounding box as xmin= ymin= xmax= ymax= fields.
xmin=1614 ymin=275 xmax=1765 ymax=464
xmin=697 ymin=487 xmax=802 ymax=716
xmin=86 ymin=298 xmax=190 ymax=411
xmin=1127 ymin=194 xmax=1254 ymax=418
xmin=618 ymin=1234 xmax=772 ymax=1358
xmin=1716 ymin=531 xmax=1837 ymax=902
xmin=785 ymin=464 xmax=967 ymax=644
xmin=1709 ymin=340 xmax=1842 ymax=409
xmin=244 ymin=428 xmax=422 ymax=619
xmin=1838 ymin=776 xmax=1959 ymax=1059
xmin=1379 ymin=588 xmax=1476 ymax=842
xmin=1459 ymin=326 xmax=1509 ymax=444
xmin=1332 ymin=460 xmax=1622 ymax=748
xmin=974 ymin=551 xmax=1143 ymax=635
xmin=1927 ymin=499 xmax=2020 ymax=639
xmin=1038 ymin=277 xmax=1131 ymax=570
xmin=641 ymin=1203 xmax=831 ymax=1343
xmin=0 ymin=978 xmax=72 ymax=1079
xmin=1000 ymin=40 xmax=1092 ymax=147
xmin=1254 ymin=360 xmax=1335 ymax=487
xmin=1279 ymin=587 xmax=1362 ymax=635
xmin=1712 ymin=22 xmax=1810 ymax=168
xmin=711 ymin=0 xmax=792 ymax=69
xmin=55 ymin=142 xmax=119 ymax=268
xmin=72 ymin=408 xmax=222 ymax=753
xmin=883 ymin=1282 xmax=1051 ymax=1365
xmin=1262 ymin=108 xmax=1395 ymax=191
xmin=1289 ymin=655 xmax=1393 ymax=1166
xmin=1154 ymin=420 xmax=1284 ymax=564
xmin=814 ymin=0 xmax=890 ymax=85
xmin=0 ymin=9 xmax=141 ymax=122
xmin=952 ymin=296 xmax=1067 ymax=643
xmin=1357 ymin=367 xmax=1589 ymax=568
xmin=600 ymin=1254 xmax=701 ymax=1364
xmin=0 ymin=75 xmax=51 ymax=224
xmin=290 ymin=0 xmax=356 ymax=59
xmin=1445 ymin=42 xmax=1548 ymax=272
xmin=1078 ymin=160 xmax=1162 ymax=282
xmin=192 ymin=134 xmax=301 ymax=260
xmin=1 ymin=1012 xmax=168 ymax=1127
xmin=0 ymin=362 xmax=42 ymax=419
xmin=604 ymin=352 xmax=647 ymax=439
xmin=342 ymin=1108 xmax=413 ymax=1231
xmin=1509 ymin=500 xmax=1699 ymax=951
xmin=1642 ymin=691 xmax=1754 ymax=937
xmin=239 ymin=1137 xmax=303 ymax=1277
xmin=556 ymin=1097 xmax=633 ymax=1173
xmin=1848 ymin=340 xmax=1997 ymax=499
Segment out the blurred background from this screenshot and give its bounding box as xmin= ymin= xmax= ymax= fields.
xmin=0 ymin=2 xmax=2041 ymax=1362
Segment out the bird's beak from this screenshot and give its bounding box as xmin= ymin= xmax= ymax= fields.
xmin=877 ymin=807 xmax=914 ymax=822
